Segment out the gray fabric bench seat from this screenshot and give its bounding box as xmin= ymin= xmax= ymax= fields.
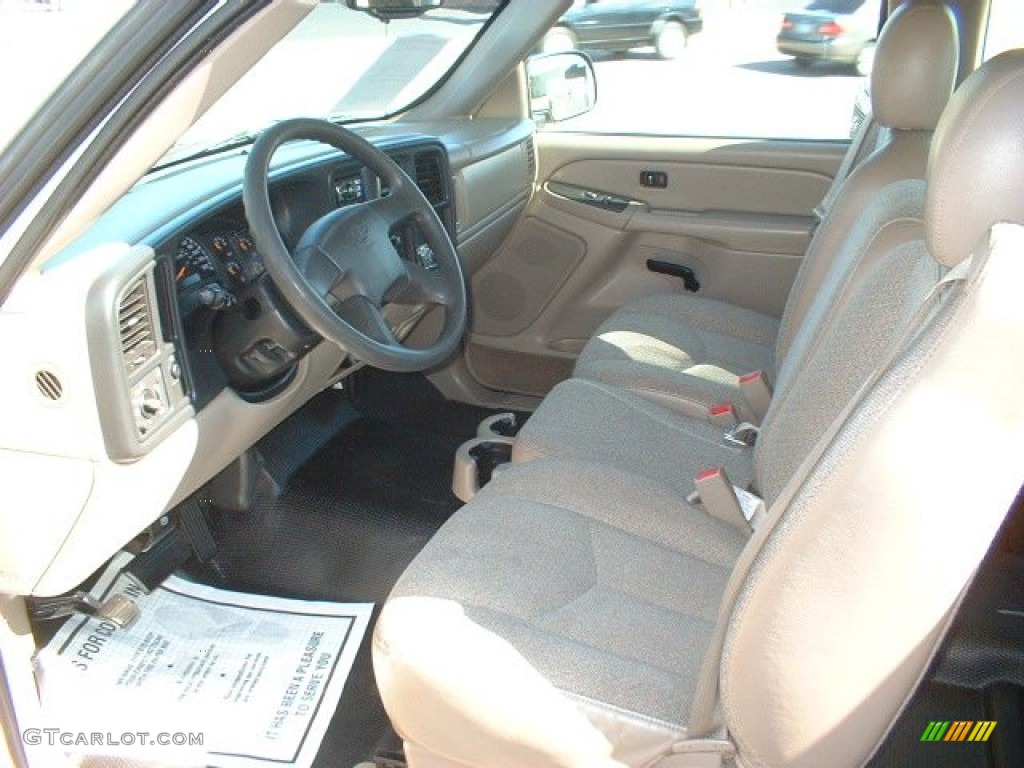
xmin=379 ymin=459 xmax=745 ymax=739
xmin=515 ymin=181 xmax=932 ymax=500
xmin=511 ymin=377 xmax=756 ymax=498
xmin=573 ymin=295 xmax=778 ymax=422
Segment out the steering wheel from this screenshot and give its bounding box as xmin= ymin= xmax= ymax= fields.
xmin=242 ymin=118 xmax=468 ymax=372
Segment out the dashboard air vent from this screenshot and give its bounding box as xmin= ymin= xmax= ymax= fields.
xmin=525 ymin=138 xmax=536 ymax=178
xmin=118 ymin=278 xmax=157 ymax=375
xmin=414 ymin=152 xmax=446 ymax=206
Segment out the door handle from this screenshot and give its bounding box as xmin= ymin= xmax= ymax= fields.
xmin=647 ymin=259 xmax=700 ymax=292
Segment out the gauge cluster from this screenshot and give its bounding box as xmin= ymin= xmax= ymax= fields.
xmin=174 ymin=229 xmax=265 ymax=314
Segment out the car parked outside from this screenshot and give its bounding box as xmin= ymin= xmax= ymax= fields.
xmin=541 ymin=0 xmax=703 ymax=60
xmin=777 ymin=0 xmax=879 ymax=75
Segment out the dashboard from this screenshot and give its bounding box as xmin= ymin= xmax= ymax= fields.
xmin=1 ymin=118 xmax=535 ymax=597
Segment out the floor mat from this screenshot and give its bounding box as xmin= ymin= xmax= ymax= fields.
xmin=183 ymin=371 xmax=501 ymax=767
xmin=867 ymin=526 xmax=1024 ymax=767
xmin=39 ymin=553 xmax=372 ymax=768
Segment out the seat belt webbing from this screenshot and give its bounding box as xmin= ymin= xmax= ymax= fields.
xmin=813 ymin=112 xmax=878 ymax=226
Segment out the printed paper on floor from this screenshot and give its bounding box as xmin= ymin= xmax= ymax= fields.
xmin=35 ymin=552 xmax=373 ymax=768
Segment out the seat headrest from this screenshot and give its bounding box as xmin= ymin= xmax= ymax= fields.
xmin=926 ymin=49 xmax=1024 ymax=268
xmin=871 ymin=1 xmax=958 ymax=131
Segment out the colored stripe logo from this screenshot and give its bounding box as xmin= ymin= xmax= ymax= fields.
xmin=921 ymin=721 xmax=997 ymax=742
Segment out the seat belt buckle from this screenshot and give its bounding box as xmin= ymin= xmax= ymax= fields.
xmin=739 ymin=371 xmax=772 ymax=424
xmin=709 ymin=402 xmax=738 ymax=428
xmin=692 ymin=468 xmax=763 ymax=531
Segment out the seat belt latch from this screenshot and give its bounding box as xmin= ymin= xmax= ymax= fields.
xmin=724 ymin=421 xmax=759 ymax=448
xmin=709 ymin=402 xmax=738 ymax=428
xmin=692 ymin=468 xmax=764 ymax=531
xmin=739 ymin=371 xmax=772 ymax=424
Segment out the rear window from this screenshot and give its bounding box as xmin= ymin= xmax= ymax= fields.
xmin=983 ymin=0 xmax=1024 ymax=60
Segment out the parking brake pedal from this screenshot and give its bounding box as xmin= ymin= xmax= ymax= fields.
xmin=178 ymin=496 xmax=217 ymax=562
xmin=27 ymin=592 xmax=139 ymax=629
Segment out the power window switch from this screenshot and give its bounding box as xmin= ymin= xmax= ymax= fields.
xmin=640 ymin=170 xmax=668 ymax=188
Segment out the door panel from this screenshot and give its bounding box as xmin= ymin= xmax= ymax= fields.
xmin=465 ymin=132 xmax=844 ymax=397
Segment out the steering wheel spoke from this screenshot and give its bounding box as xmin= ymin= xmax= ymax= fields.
xmin=336 ymin=295 xmax=399 ymax=347
xmin=243 ymin=117 xmax=467 ymax=372
xmin=294 ymin=244 xmax=348 ymax=303
xmin=366 ymin=185 xmax=417 ymax=225
xmin=387 ymin=261 xmax=456 ymax=308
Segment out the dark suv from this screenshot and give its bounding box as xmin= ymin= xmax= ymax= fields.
xmin=541 ymin=0 xmax=703 ymax=60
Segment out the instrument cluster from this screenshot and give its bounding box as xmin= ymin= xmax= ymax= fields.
xmin=174 ymin=229 xmax=265 ymax=314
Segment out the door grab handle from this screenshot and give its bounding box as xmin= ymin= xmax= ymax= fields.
xmin=647 ymin=259 xmax=700 ymax=292
xmin=546 ymin=181 xmax=635 ymax=213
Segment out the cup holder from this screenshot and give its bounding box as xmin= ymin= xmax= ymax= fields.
xmin=452 ymin=436 xmax=515 ymax=503
xmin=470 ymin=440 xmax=513 ymax=485
xmin=477 ymin=412 xmax=521 ymax=439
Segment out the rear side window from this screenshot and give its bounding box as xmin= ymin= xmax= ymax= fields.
xmin=537 ymin=0 xmax=882 ymax=141
xmin=983 ymin=0 xmax=1024 ymax=60
xmin=807 ymin=0 xmax=867 ymax=13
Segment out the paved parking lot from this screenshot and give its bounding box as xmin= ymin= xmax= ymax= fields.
xmin=563 ymin=3 xmax=865 ymax=140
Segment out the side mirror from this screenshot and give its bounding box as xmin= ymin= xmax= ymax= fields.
xmin=526 ymin=52 xmax=597 ymax=125
xmin=346 ymin=0 xmax=443 ymax=21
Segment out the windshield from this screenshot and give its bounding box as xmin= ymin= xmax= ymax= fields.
xmin=158 ymin=0 xmax=503 ymax=167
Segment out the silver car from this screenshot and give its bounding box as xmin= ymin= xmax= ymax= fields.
xmin=777 ymin=0 xmax=880 ymax=75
